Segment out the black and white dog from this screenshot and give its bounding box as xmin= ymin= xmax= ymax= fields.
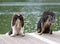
xmin=37 ymin=10 xmax=55 ymax=35
xmin=7 ymin=13 xmax=25 ymax=37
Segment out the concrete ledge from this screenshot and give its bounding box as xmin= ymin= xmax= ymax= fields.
xmin=0 ymin=31 xmax=60 ymax=44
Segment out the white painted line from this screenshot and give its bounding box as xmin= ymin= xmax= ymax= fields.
xmin=0 ymin=2 xmax=60 ymax=6
xmin=0 ymin=12 xmax=41 ymax=15
xmin=0 ymin=11 xmax=60 ymax=15
xmin=27 ymin=33 xmax=59 ymax=44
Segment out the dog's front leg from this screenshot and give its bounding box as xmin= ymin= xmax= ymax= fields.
xmin=49 ymin=24 xmax=54 ymax=34
xmin=39 ymin=27 xmax=45 ymax=35
xmin=10 ymin=26 xmax=17 ymax=37
xmin=20 ymin=27 xmax=25 ymax=36
xmin=49 ymin=29 xmax=52 ymax=34
xmin=39 ymin=23 xmax=45 ymax=35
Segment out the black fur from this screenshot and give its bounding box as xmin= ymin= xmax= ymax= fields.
xmin=37 ymin=10 xmax=55 ymax=33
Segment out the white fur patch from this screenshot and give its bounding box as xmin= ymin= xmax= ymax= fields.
xmin=10 ymin=26 xmax=17 ymax=37
xmin=20 ymin=27 xmax=24 ymax=35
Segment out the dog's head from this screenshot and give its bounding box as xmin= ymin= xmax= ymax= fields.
xmin=11 ymin=13 xmax=24 ymax=27
xmin=42 ymin=10 xmax=55 ymax=26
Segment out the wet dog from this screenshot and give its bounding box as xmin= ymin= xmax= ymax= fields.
xmin=8 ymin=13 xmax=25 ymax=37
xmin=37 ymin=10 xmax=55 ymax=35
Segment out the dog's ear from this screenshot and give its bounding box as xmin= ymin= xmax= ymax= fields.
xmin=12 ymin=14 xmax=18 ymax=26
xmin=19 ymin=14 xmax=24 ymax=27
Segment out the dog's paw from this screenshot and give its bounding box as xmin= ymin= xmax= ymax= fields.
xmin=49 ymin=31 xmax=53 ymax=35
xmin=21 ymin=33 xmax=25 ymax=37
xmin=49 ymin=32 xmax=53 ymax=35
xmin=39 ymin=33 xmax=42 ymax=35
xmin=10 ymin=34 xmax=16 ymax=37
xmin=37 ymin=33 xmax=42 ymax=35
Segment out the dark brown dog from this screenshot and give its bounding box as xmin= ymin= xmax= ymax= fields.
xmin=37 ymin=10 xmax=55 ymax=35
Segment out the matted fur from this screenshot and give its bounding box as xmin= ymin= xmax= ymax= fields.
xmin=37 ymin=10 xmax=55 ymax=35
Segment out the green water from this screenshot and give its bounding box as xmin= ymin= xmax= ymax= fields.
xmin=0 ymin=0 xmax=60 ymax=34
xmin=0 ymin=0 xmax=60 ymax=2
xmin=0 ymin=6 xmax=60 ymax=12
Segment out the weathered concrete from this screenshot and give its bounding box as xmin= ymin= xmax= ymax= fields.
xmin=0 ymin=31 xmax=60 ymax=44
